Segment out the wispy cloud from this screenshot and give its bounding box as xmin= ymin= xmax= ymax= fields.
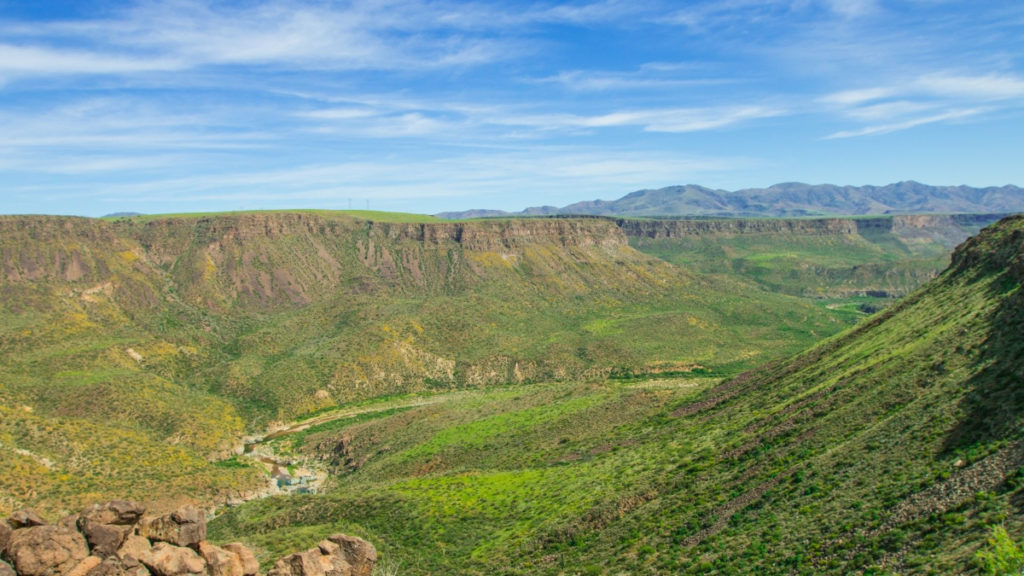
xmin=22 ymin=147 xmax=752 ymax=211
xmin=537 ymin=66 xmax=731 ymax=92
xmin=819 ymin=70 xmax=1024 ymax=137
xmin=0 ymin=0 xmax=520 ymax=84
xmin=487 ymin=105 xmax=785 ymax=133
xmin=824 ymin=108 xmax=984 ymax=139
xmin=914 ymin=72 xmax=1024 ymax=100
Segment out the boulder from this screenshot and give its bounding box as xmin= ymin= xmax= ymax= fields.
xmin=220 ymin=545 xmax=258 ymax=576
xmin=6 ymin=510 xmax=47 ymax=529
xmin=116 ymin=535 xmax=153 ymax=564
xmin=6 ymin=524 xmax=90 ymax=576
xmin=326 ymin=535 xmax=376 ymax=576
xmin=265 ymin=534 xmax=376 ymax=576
xmin=87 ymin=555 xmax=151 ymax=576
xmin=0 ymin=560 xmax=15 ymax=576
xmin=138 ymin=508 xmax=205 ymax=549
xmin=267 ymin=549 xmax=336 ymax=576
xmin=0 ymin=521 xmax=11 ymax=554
xmin=139 ymin=543 xmax=206 ymax=576
xmin=80 ymin=501 xmax=146 ymax=528
xmin=66 ymin=556 xmax=103 ymax=576
xmin=78 ymin=503 xmax=145 ymax=559
xmin=314 ymin=541 xmax=350 ymax=576
xmin=197 ymin=542 xmax=243 ymax=576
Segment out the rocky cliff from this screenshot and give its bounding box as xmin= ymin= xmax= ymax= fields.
xmin=617 ymin=213 xmax=1005 ymax=250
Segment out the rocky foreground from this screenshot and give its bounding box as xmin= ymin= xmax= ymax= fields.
xmin=0 ymin=502 xmax=376 ymax=576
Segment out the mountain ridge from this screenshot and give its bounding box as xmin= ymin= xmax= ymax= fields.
xmin=435 ymin=181 xmax=1024 ymax=219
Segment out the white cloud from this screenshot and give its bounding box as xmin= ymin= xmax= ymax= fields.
xmin=0 ymin=44 xmax=181 ymax=78
xmin=488 ymin=105 xmax=785 ymax=133
xmin=822 ymin=0 xmax=878 ymax=19
xmin=0 ymin=0 xmax=523 ymax=84
xmin=824 ymin=108 xmax=983 ymax=139
xmin=539 ymin=67 xmax=731 ymax=92
xmin=819 ymin=70 xmax=1024 ymax=137
xmin=914 ymin=72 xmax=1024 ymax=100
xmin=818 ymin=87 xmax=897 ymax=106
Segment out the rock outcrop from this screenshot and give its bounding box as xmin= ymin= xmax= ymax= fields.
xmin=1 ymin=504 xmax=376 ymax=576
xmin=265 ymin=534 xmax=376 ymax=576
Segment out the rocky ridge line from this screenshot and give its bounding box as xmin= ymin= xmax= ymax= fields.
xmin=0 ymin=502 xmax=375 ymax=576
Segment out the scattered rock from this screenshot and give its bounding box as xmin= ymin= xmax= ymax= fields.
xmin=1 ymin=499 xmax=373 ymax=576
xmin=265 ymin=534 xmax=375 ymax=576
xmin=197 ymin=543 xmax=243 ymax=576
xmin=6 ymin=511 xmax=47 ymax=530
xmin=5 ymin=524 xmax=90 ymax=576
xmin=325 ymin=535 xmax=376 ymax=576
xmin=81 ymin=502 xmax=146 ymax=528
xmin=0 ymin=521 xmax=11 ymax=553
xmin=219 ymin=545 xmax=258 ymax=576
xmin=65 ymin=556 xmax=102 ymax=576
xmin=267 ymin=548 xmax=341 ymax=576
xmin=138 ymin=508 xmax=205 ymax=549
xmin=79 ymin=502 xmax=146 ymax=558
xmin=85 ymin=555 xmax=150 ymax=576
xmin=139 ymin=543 xmax=205 ymax=576
xmin=116 ymin=535 xmax=152 ymax=564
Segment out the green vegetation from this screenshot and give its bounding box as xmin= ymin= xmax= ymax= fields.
xmin=976 ymin=526 xmax=1024 ymax=575
xmin=108 ymin=209 xmax=442 ymax=224
xmin=626 ymin=215 xmax=996 ymax=306
xmin=5 ymin=210 xmax=1022 ymax=575
xmin=210 ymin=215 xmax=1024 ymax=574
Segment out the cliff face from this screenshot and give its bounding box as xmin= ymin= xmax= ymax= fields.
xmin=622 ymin=214 xmax=1007 ymax=299
xmin=2 ymin=214 xmax=632 ymax=312
xmin=617 ymin=214 xmax=1005 ymax=250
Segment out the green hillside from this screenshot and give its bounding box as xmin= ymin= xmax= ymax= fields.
xmin=624 ymin=214 xmax=1002 ymax=302
xmin=210 ymin=215 xmax=1024 ymax=575
xmin=0 ymin=212 xmax=849 ymax=516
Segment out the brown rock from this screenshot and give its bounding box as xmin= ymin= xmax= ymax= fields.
xmin=6 ymin=524 xmax=90 ymax=576
xmin=326 ymin=535 xmax=376 ymax=576
xmin=138 ymin=507 xmax=206 ymax=549
xmin=220 ymin=545 xmax=258 ymax=576
xmin=86 ymin=555 xmax=151 ymax=576
xmin=267 ymin=550 xmax=328 ymax=576
xmin=139 ymin=543 xmax=206 ymax=576
xmin=0 ymin=560 xmax=15 ymax=576
xmin=7 ymin=510 xmax=47 ymax=529
xmin=314 ymin=541 xmax=350 ymax=576
xmin=78 ymin=501 xmax=145 ymax=557
xmin=66 ymin=555 xmax=103 ymax=576
xmin=198 ymin=542 xmax=243 ymax=576
xmin=0 ymin=521 xmax=11 ymax=553
xmin=80 ymin=501 xmax=146 ymax=528
xmin=117 ymin=535 xmax=153 ymax=563
xmin=82 ymin=524 xmax=135 ymax=559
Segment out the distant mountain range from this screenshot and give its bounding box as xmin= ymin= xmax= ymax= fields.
xmin=436 ymin=181 xmax=1024 ymax=219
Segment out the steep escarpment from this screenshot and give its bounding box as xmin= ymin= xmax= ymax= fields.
xmin=113 ymin=214 xmax=631 ymax=310
xmin=625 ymin=213 xmax=1005 ymax=299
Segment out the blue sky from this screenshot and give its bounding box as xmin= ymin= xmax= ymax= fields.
xmin=1 ymin=0 xmax=1023 ymax=216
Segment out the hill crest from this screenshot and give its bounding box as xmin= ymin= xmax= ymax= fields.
xmin=436 ymin=181 xmax=1024 ymax=219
